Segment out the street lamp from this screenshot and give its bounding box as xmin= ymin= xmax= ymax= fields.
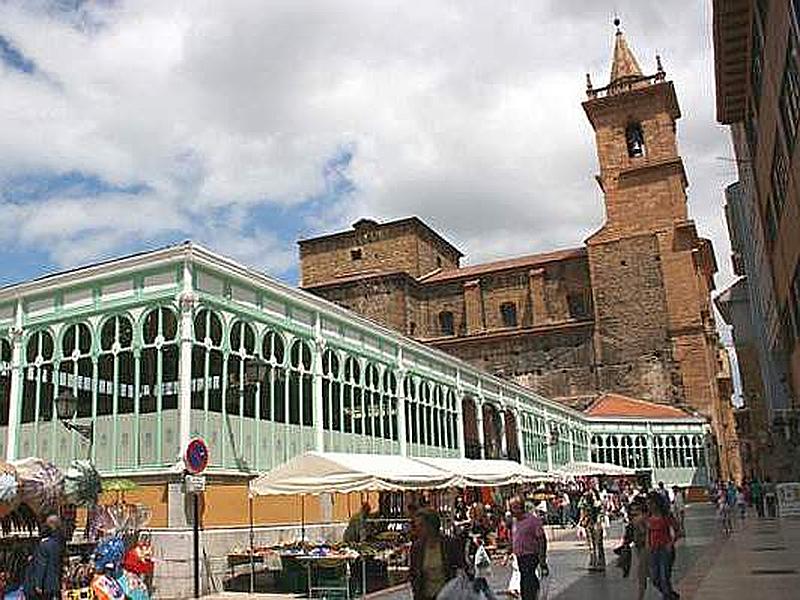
xmin=55 ymin=389 xmax=94 ymax=448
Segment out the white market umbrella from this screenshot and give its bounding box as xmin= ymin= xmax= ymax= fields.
xmin=249 ymin=451 xmax=458 ymax=496
xmin=554 ymin=461 xmax=636 ymax=478
xmin=413 ymin=457 xmax=553 ymax=487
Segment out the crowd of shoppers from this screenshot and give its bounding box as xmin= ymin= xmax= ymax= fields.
xmin=409 ymin=476 xmax=696 ymax=599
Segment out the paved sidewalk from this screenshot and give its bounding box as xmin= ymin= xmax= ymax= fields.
xmin=678 ymin=512 xmax=800 ymax=600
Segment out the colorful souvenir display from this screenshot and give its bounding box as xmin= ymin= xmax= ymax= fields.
xmin=13 ymin=458 xmax=64 ymax=517
xmin=64 ymin=460 xmax=102 ymax=507
xmin=94 ymin=536 xmax=126 ymax=575
xmin=91 ymin=572 xmax=125 ymax=600
xmin=0 ymin=463 xmax=19 ymax=520
xmin=118 ymin=570 xmax=150 ymax=600
xmin=122 ymin=539 xmax=154 ymax=576
xmin=92 ymin=503 xmax=152 ymax=538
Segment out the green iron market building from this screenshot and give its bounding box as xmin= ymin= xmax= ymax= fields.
xmin=0 ymin=242 xmax=711 ymax=596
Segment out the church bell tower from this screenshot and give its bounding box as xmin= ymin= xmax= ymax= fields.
xmin=581 ymin=22 xmax=721 ymax=426
xmin=583 ymin=21 xmax=688 ymax=241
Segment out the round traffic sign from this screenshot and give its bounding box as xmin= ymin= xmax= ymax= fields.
xmin=185 ymin=438 xmax=209 ymax=475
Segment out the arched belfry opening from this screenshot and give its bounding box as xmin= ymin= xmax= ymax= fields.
xmin=625 ymin=122 xmax=646 ymax=157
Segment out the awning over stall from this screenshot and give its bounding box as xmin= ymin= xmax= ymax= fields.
xmin=249 ymin=452 xmax=458 ymax=496
xmin=413 ymin=457 xmax=553 ymax=487
xmin=554 ymin=461 xmax=636 ymax=477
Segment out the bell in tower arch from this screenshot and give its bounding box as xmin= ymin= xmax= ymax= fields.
xmin=625 ymin=122 xmax=646 ymax=158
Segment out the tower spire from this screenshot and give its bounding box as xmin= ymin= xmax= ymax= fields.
xmin=609 ymin=19 xmax=643 ymax=84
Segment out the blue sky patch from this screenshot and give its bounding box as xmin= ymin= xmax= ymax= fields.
xmin=0 ymin=34 xmax=36 ymax=74
xmin=1 ymin=170 xmax=149 ymax=203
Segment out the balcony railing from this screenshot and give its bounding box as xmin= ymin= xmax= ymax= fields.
xmin=586 ymin=71 xmax=666 ymax=100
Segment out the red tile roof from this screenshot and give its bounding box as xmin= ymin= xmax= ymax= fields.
xmin=420 ymin=247 xmax=587 ymax=283
xmin=584 ymin=393 xmax=691 ymax=419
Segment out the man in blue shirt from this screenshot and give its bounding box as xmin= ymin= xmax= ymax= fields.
xmin=24 ymin=514 xmax=64 ymax=600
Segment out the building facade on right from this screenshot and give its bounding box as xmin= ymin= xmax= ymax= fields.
xmin=713 ymin=0 xmax=800 ymax=478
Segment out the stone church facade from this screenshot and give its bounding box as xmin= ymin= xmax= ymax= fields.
xmin=299 ymin=28 xmax=740 ymax=478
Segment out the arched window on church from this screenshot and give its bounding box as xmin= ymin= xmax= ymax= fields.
xmin=625 ymin=122 xmax=646 ymax=158
xmin=438 ymin=311 xmax=455 ymax=336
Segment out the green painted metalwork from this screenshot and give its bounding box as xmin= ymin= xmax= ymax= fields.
xmin=0 ymin=244 xmax=708 ymax=485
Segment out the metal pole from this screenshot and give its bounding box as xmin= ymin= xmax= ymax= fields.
xmin=301 ymin=494 xmax=306 ymax=542
xmin=194 ymin=492 xmax=200 ymax=599
xmin=249 ymin=492 xmax=255 ymax=594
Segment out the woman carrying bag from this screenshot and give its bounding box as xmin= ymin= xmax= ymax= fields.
xmin=410 ymin=510 xmax=465 ymax=600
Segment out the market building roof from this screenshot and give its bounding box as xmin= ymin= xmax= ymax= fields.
xmin=585 ymin=392 xmax=692 ymax=420
xmin=419 ymin=247 xmax=587 ymax=283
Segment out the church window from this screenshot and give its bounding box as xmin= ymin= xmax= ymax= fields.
xmin=438 ymin=311 xmax=455 ymax=336
xmin=500 ymin=303 xmax=517 ymax=327
xmin=625 ymin=123 xmax=646 ymax=158
xmin=350 ymin=248 xmax=362 ymax=261
xmin=567 ymin=292 xmax=591 ymax=319
xmin=436 ymin=256 xmax=443 ymax=268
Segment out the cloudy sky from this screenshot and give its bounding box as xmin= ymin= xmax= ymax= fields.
xmin=0 ymin=0 xmax=737 ymax=291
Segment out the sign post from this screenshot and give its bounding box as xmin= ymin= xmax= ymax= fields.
xmin=184 ymin=438 xmax=209 ymax=599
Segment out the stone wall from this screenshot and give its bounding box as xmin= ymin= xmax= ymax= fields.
xmin=431 ymin=325 xmax=598 ymax=408
xmin=309 ymin=275 xmax=413 ymax=334
xmin=299 ymin=219 xmax=460 ymax=287
xmin=587 ymin=233 xmax=683 ymax=405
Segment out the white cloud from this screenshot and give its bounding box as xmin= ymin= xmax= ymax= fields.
xmin=0 ymin=0 xmax=735 ymax=290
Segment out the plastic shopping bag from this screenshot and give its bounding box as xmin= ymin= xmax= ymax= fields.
xmin=437 ymin=573 xmax=475 ymax=600
xmin=437 ymin=572 xmax=495 ymax=600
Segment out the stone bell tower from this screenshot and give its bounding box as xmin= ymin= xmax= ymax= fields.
xmin=583 ymin=21 xmax=688 ymax=239
xmin=581 ymin=22 xmax=722 ymax=428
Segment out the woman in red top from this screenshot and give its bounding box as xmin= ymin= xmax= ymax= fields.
xmin=647 ymin=492 xmax=680 ymax=599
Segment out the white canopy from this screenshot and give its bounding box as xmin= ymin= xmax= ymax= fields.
xmin=413 ymin=457 xmax=553 ymax=487
xmin=249 ymin=452 xmax=458 ymax=496
xmin=554 ymin=461 xmax=636 ymax=478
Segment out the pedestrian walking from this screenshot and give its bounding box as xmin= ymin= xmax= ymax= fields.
xmin=579 ymin=489 xmax=605 ymax=571
xmin=736 ymin=487 xmax=747 ymax=522
xmin=717 ymin=490 xmax=733 ymax=535
xmin=560 ymin=491 xmax=572 ymax=527
xmin=671 ymin=486 xmax=686 ymax=535
xmin=751 ymin=477 xmax=764 ymax=518
xmin=647 ymin=493 xmax=681 ymax=600
xmin=614 ymin=495 xmax=649 ymax=600
xmin=409 ymin=509 xmax=464 ymax=600
xmin=510 ymin=495 xmax=549 ymax=600
xmin=23 ymin=514 xmax=65 ymax=600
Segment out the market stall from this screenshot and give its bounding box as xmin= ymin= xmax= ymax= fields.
xmin=244 ymin=452 xmax=459 ymax=597
xmin=241 ymin=453 xmax=562 ymax=596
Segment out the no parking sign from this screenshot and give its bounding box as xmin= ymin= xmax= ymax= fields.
xmin=184 ymin=437 xmax=209 ymax=475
